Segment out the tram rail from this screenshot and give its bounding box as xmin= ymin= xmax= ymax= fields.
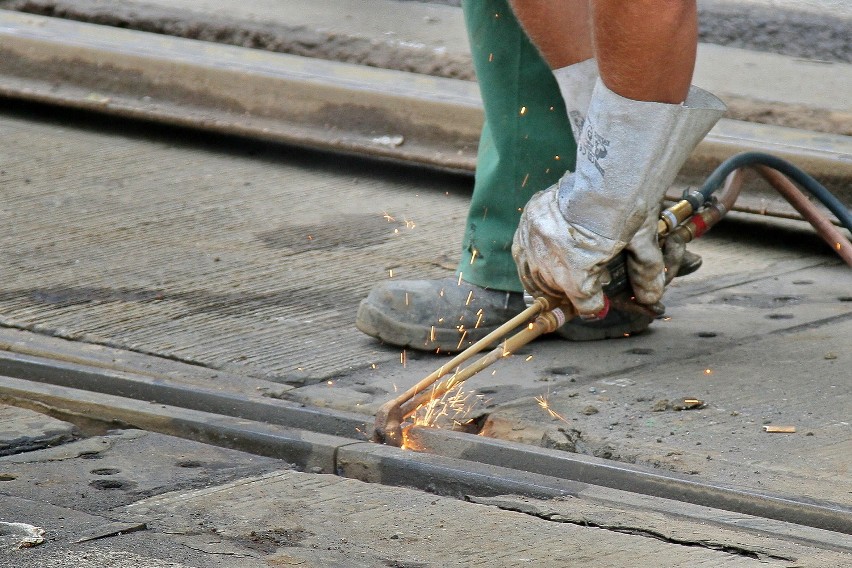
xmin=0 ymin=349 xmax=850 ymax=547
xmin=1 ymin=9 xmax=851 ymax=218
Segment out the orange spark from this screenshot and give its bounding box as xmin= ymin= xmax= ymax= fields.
xmin=456 ymin=329 xmax=469 ymax=350
xmin=536 ymin=393 xmax=570 ymax=424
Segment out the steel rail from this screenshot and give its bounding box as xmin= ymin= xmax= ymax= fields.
xmin=1 ymin=351 xmax=851 ymax=542
xmin=0 ymin=9 xmax=850 ymax=219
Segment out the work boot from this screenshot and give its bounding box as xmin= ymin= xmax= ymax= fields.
xmin=356 ymin=249 xmax=701 ymax=353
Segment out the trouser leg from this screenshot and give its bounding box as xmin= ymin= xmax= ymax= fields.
xmin=458 ymin=0 xmax=576 ymax=293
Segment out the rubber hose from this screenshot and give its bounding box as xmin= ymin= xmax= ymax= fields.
xmin=698 ymin=152 xmax=852 ymax=233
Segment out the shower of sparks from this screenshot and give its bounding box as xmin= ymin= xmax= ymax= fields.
xmin=519 ymin=106 xmax=527 ymax=116
xmin=554 ymin=155 xmax=560 ymax=161
xmin=457 ymin=272 xmax=464 ymax=286
xmin=405 ymin=384 xmax=487 ymax=446
xmin=535 ymin=393 xmax=570 ymax=424
xmin=704 ymin=368 xmax=713 ymax=375
xmin=388 ymin=269 xmax=394 ymax=278
xmin=470 ymin=249 xmax=479 ymax=264
xmin=400 ymin=349 xmax=407 ymax=368
xmin=465 ymin=290 xmax=474 ymax=306
xmin=430 ymin=325 xmax=437 ymax=342
xmin=488 ymin=53 xmax=494 ymax=62
xmin=404 ymin=217 xmax=416 ymax=229
xmin=382 ymin=212 xmax=395 ymax=222
xmin=405 ymin=293 xmax=410 ymax=306
xmin=525 ymin=355 xmax=533 ymax=362
xmin=475 ymin=309 xmax=484 ymax=329
xmin=521 ymin=173 xmax=529 ymax=188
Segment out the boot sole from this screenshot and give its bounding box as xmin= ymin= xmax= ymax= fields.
xmin=355 ymin=298 xmax=502 ymax=353
xmin=357 ymin=297 xmax=653 ymax=351
xmin=555 ymin=315 xmax=654 ymax=341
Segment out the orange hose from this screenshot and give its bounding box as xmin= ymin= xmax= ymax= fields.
xmin=756 ymin=165 xmax=852 ymax=267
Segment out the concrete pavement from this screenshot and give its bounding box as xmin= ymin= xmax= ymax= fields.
xmin=0 ymin=2 xmax=849 ymax=564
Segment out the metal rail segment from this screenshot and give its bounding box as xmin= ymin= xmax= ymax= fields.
xmin=1 ymin=351 xmax=850 ymax=542
xmin=0 ymin=10 xmax=850 ymax=219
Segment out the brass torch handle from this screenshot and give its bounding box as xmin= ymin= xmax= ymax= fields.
xmin=387 ymin=296 xmax=558 ymax=409
xmin=398 ymin=307 xmax=568 ymax=418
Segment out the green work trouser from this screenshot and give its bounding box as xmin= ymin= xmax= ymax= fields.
xmin=458 ymin=0 xmax=577 ymax=293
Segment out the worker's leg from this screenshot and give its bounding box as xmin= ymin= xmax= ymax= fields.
xmin=511 ymin=1 xmax=725 ymax=316
xmin=458 ymin=0 xmax=576 ymax=293
xmin=356 ymin=0 xmax=579 ymax=352
xmin=510 ymin=0 xmax=696 ymax=103
xmin=592 ymin=0 xmax=696 ymax=104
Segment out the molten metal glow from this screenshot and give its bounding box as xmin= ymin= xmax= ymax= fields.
xmin=402 ymin=384 xmax=485 ymax=449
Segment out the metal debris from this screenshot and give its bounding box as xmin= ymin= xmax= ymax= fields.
xmin=763 ymin=425 xmax=797 ymax=433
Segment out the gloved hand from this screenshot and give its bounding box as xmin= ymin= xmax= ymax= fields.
xmin=512 ymin=173 xmax=666 ymax=316
xmin=512 ymin=80 xmax=726 ymax=316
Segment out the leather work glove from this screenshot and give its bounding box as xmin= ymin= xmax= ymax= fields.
xmin=512 ymin=80 xmax=725 ymax=317
xmin=512 ymin=174 xmax=666 ymax=316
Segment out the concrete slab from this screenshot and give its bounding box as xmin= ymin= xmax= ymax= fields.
xmin=123 ymin=468 xmax=844 ymax=566
xmin=0 ymin=430 xmax=289 ymax=513
xmin=0 ymin=404 xmax=77 ymax=456
xmin=0 ymin=98 xmax=848 ymax=517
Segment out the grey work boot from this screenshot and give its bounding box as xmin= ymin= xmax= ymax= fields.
xmin=356 ymin=250 xmax=701 ymax=353
xmin=356 ymin=278 xmax=526 ymax=353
